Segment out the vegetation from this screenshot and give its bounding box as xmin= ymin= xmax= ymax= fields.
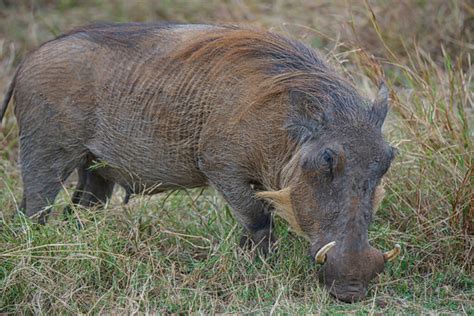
xmin=0 ymin=0 xmax=472 ymax=313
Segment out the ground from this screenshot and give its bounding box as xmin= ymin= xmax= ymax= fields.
xmin=0 ymin=0 xmax=472 ymax=314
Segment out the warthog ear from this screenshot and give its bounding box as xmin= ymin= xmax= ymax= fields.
xmin=287 ymin=90 xmax=328 ymax=143
xmin=256 ymin=187 xmax=308 ymax=240
xmin=372 ymin=81 xmax=389 ymax=128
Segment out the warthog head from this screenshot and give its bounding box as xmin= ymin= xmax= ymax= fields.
xmin=259 ymin=82 xmax=400 ymax=302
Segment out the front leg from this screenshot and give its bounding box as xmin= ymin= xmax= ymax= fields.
xmin=206 ymin=173 xmax=276 ymax=254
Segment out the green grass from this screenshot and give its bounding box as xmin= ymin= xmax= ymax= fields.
xmin=0 ymin=0 xmax=472 ymax=314
xmin=1 ymin=190 xmax=470 ymax=314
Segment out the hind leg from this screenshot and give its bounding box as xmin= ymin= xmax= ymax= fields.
xmin=20 ymin=143 xmax=83 ymax=224
xmin=64 ymin=164 xmax=115 ymax=214
xmin=63 ymin=165 xmax=87 ymax=217
xmin=77 ymin=168 xmax=115 ymax=208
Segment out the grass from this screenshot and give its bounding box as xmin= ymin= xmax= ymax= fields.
xmin=0 ymin=0 xmax=473 ymax=314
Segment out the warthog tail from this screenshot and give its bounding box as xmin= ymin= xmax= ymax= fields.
xmin=0 ymin=72 xmax=16 ymax=124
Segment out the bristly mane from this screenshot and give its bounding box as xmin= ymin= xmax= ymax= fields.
xmin=58 ymin=24 xmax=371 ymax=133
xmin=56 ymin=22 xmax=179 ymax=48
xmin=171 ymin=27 xmax=372 ymax=135
xmin=58 ymin=23 xmax=373 ymax=141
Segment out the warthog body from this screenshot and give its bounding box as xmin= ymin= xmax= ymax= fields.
xmin=1 ymin=22 xmax=399 ymax=302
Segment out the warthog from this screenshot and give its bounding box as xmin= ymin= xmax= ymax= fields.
xmin=1 ymin=22 xmax=400 ymax=302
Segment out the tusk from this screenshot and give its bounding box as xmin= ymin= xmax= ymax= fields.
xmin=383 ymin=244 xmax=401 ymax=262
xmin=315 ymin=241 xmax=336 ymax=264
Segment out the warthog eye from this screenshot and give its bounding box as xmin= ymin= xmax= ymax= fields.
xmin=322 ymin=150 xmax=333 ymax=166
xmin=301 ymin=143 xmax=345 ymax=178
xmin=321 ymin=149 xmax=335 ymax=177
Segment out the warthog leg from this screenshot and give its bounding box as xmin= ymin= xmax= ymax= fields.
xmin=205 ymin=173 xmax=276 ymax=255
xmin=19 ymin=138 xmax=83 ymax=224
xmin=64 ymin=163 xmax=115 ymax=216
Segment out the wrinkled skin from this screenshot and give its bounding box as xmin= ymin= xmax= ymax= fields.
xmin=0 ymin=23 xmax=397 ymax=302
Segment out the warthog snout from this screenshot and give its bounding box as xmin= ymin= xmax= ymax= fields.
xmin=316 ymin=242 xmax=401 ymax=302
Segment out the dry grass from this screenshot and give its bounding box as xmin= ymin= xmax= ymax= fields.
xmin=0 ymin=0 xmax=472 ymax=314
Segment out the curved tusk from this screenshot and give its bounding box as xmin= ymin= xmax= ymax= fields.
xmin=383 ymin=244 xmax=401 ymax=262
xmin=315 ymin=241 xmax=336 ymax=264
